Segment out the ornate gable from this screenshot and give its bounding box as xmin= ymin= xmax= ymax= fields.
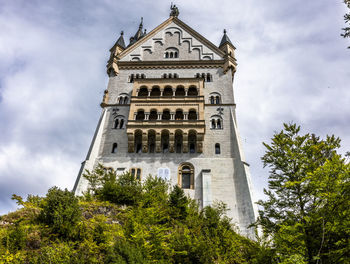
xmin=119 ymin=18 xmax=224 ymax=62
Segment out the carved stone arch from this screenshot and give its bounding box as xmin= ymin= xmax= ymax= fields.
xmin=175 ymin=129 xmax=183 ymax=153
xmin=175 ymin=108 xmax=184 ymax=120
xmin=149 ymin=109 xmax=158 ymax=121
xmin=134 ymin=129 xmax=143 ymax=154
xmin=163 ymin=85 xmax=173 ymax=96
xmin=210 ymin=114 xmax=223 ymax=129
xmin=209 ymin=92 xmax=221 ymax=104
xmin=188 ymin=109 xmax=197 ymax=120
xmin=175 ymin=85 xmax=185 ymax=96
xmin=178 ymin=162 xmax=195 ymax=189
xmin=135 ymin=109 xmax=145 ymax=120
xmin=138 ymin=86 xmax=148 ymax=97
xmin=147 ymin=129 xmax=156 ymax=153
xmin=188 ymin=85 xmax=198 ymax=96
xmin=161 ymin=129 xmax=170 ymax=153
xmin=150 ymin=85 xmax=161 ymax=97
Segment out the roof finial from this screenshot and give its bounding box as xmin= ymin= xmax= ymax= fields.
xmin=224 ymin=29 xmax=226 ymax=34
xmin=170 ymin=3 xmax=179 ymax=17
xmin=139 ymin=17 xmax=143 ymax=28
xmin=121 ymin=31 xmax=124 ymax=36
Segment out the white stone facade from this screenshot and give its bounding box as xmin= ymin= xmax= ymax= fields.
xmin=74 ymin=16 xmax=257 ymax=238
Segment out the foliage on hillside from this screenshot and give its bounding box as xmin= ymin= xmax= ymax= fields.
xmin=0 ymin=166 xmax=267 ymax=264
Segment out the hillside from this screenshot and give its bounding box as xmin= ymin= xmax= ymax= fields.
xmin=0 ymin=166 xmax=268 ymax=264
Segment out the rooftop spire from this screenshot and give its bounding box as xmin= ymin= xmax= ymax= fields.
xmin=128 ymin=17 xmax=146 ymax=46
xmin=115 ymin=31 xmax=126 ymax=49
xmin=219 ymin=29 xmax=233 ymax=47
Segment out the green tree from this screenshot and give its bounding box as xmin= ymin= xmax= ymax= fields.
xmin=342 ymin=0 xmax=350 ymax=48
xmin=38 ymin=187 xmax=81 ymax=239
xmin=256 ymin=123 xmax=349 ymax=263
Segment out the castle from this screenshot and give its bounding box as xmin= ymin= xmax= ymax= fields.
xmin=74 ymin=6 xmax=257 ymax=237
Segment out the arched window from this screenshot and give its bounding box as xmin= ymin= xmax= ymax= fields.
xmin=149 ymin=110 xmax=158 ymax=120
xmin=119 ymin=119 xmax=124 ymax=129
xmin=165 ymin=48 xmax=179 ymax=59
xmin=188 ymin=130 xmax=197 ymax=153
xmin=175 ymin=110 xmax=184 ymax=120
xmin=178 ymin=163 xmax=194 ymax=189
xmin=188 ymin=110 xmax=197 ymax=120
xmin=148 ymin=130 xmax=156 ymax=153
xmin=136 ymin=110 xmax=145 ymax=121
xmin=134 ymin=130 xmax=142 ymax=153
xmin=217 ymin=119 xmax=222 ymax=129
xmin=210 ymin=116 xmax=223 ymax=129
xmin=123 ymin=97 xmax=128 ymax=104
xmin=141 ymin=74 xmax=145 ymax=79
xmin=168 ymin=73 xmax=172 ymax=78
xmin=215 ymin=143 xmax=220 ymax=154
xmin=196 ymin=73 xmax=200 ymax=78
xmin=163 ymin=86 xmax=173 ymax=96
xmin=114 ymin=116 xmax=125 ymax=129
xmin=175 ymin=130 xmax=183 ymax=153
xmin=163 ymin=73 xmax=167 ymax=78
xmin=114 ymin=119 xmax=119 ymax=129
xmin=118 ymin=97 xmax=123 ymax=104
xmin=206 ymin=73 xmax=212 ymax=82
xmin=138 ymin=87 xmax=148 ymax=97
xmin=162 ymin=110 xmax=171 ymax=120
xmin=129 ymin=74 xmax=134 ymax=83
xmin=161 ymin=130 xmax=169 ymax=153
xmin=150 ymin=86 xmax=161 ymax=97
xmin=188 ymin=86 xmax=198 ymax=96
xmin=136 ymin=74 xmax=140 ymax=79
xmin=174 ymin=73 xmax=178 ymax=78
xmin=209 ymin=93 xmax=221 ymax=104
xmin=210 ymin=96 xmax=215 ymax=104
xmin=211 ymin=119 xmax=216 ymax=129
xmin=201 ymin=73 xmax=206 ymax=79
xmin=175 ymin=86 xmax=185 ymax=96
xmin=111 ymin=143 xmax=118 ymax=153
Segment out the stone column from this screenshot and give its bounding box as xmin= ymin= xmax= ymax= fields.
xmin=169 ymin=133 xmax=175 ymax=153
xmin=133 ymin=112 xmax=137 ymax=120
xmin=197 ymin=134 xmax=204 ymax=153
xmin=157 ymin=113 xmax=162 ymax=120
xmin=145 ymin=113 xmax=150 ymax=120
xmin=183 ymin=133 xmax=188 ymax=153
xmin=184 ymin=112 xmax=188 ymax=120
xmin=156 ymin=132 xmax=161 ymax=153
xmin=127 ymin=133 xmax=134 ymax=153
xmin=142 ymin=132 xmax=148 ymax=153
xmin=170 ymin=113 xmax=175 ymax=120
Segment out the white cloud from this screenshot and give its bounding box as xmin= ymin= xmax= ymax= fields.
xmin=0 ymin=0 xmax=349 ymax=214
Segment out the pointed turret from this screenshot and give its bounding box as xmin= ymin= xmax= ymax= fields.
xmin=107 ymin=31 xmax=126 ymax=76
xmin=218 ymin=29 xmax=237 ymax=75
xmin=115 ymin=31 xmax=126 ymax=49
xmin=219 ymin=29 xmax=233 ymax=47
xmin=128 ymin=18 xmax=146 ymax=46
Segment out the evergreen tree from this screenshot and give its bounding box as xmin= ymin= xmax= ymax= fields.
xmin=256 ymin=123 xmax=349 ymax=263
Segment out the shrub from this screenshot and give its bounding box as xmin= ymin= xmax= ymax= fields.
xmin=38 ymin=187 xmax=81 ymax=239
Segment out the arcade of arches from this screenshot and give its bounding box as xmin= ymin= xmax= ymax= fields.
xmin=127 ymin=129 xmax=203 ymax=154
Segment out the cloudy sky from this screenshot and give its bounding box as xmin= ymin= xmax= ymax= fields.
xmin=0 ymin=0 xmax=349 ymax=215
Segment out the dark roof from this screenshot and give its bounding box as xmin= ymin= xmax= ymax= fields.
xmin=115 ymin=31 xmax=126 ymax=49
xmin=128 ymin=18 xmax=145 ymax=47
xmin=219 ymin=29 xmax=233 ymax=47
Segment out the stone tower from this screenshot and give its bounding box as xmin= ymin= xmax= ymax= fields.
xmin=74 ymin=8 xmax=257 ymax=237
